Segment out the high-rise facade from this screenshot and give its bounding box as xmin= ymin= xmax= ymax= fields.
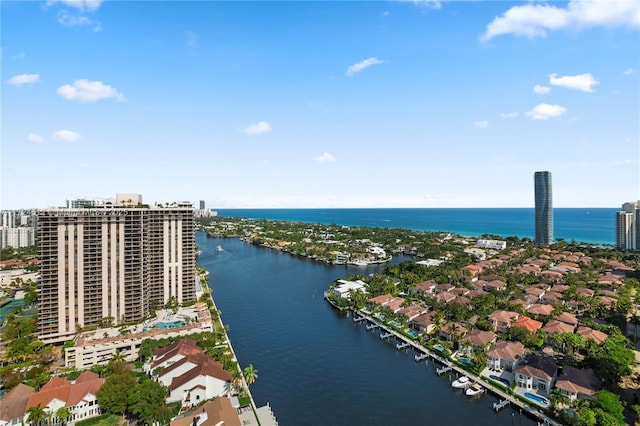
xmin=37 ymin=195 xmax=196 ymax=343
xmin=534 ymin=171 xmax=553 ymax=245
xmin=616 ymin=201 xmax=640 ymax=251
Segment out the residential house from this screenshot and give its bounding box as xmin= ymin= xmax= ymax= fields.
xmin=24 ymin=371 xmax=104 ymax=425
xmin=526 ymin=304 xmax=554 ymax=318
xmin=460 ymin=264 xmax=484 ymax=282
xmin=439 ymin=322 xmax=468 ymax=346
xmin=0 ymin=384 xmax=34 ymax=426
xmin=145 ymin=338 xmax=204 ymax=374
xmin=386 ymin=297 xmax=406 ymax=313
xmin=555 ymin=367 xmax=601 ymax=402
xmin=514 ymin=354 xmax=558 ymax=397
xmin=460 ymin=329 xmax=497 ymax=356
xmin=539 ymin=270 xmax=565 ymax=282
xmin=158 ymin=352 xmax=233 ymax=406
xmin=511 ymin=316 xmax=543 ymax=333
xmin=577 ymin=288 xmax=595 ymax=298
xmin=450 ymin=287 xmax=470 ymax=297
xmin=410 ymin=312 xmax=436 ymax=335
xmin=170 ymin=397 xmax=241 ymax=426
xmin=484 ymin=280 xmax=507 ymax=292
xmin=397 ymin=304 xmax=428 ymax=321
xmin=576 ymin=326 xmax=608 ymax=345
xmin=488 ymin=310 xmax=520 ymax=334
xmin=434 ymin=284 xmax=455 ymax=294
xmin=486 ymin=341 xmax=525 ymax=372
xmin=555 ymin=312 xmax=579 ymax=327
xmin=411 ymin=280 xmax=437 ymax=296
xmin=542 ymin=320 xmax=575 ymax=337
xmin=331 ymin=279 xmax=367 ymax=299
xmin=524 ymin=287 xmax=546 ymax=303
xmin=435 ymin=292 xmax=456 ymax=305
xmin=541 ymin=292 xmax=564 ymax=305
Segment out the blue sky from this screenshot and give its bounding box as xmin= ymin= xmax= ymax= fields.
xmin=2 ymin=0 xmax=639 ymax=209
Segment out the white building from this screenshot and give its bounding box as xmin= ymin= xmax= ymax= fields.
xmin=332 ymin=279 xmax=367 ymax=299
xmin=0 ymin=227 xmax=35 ymax=249
xmin=616 ymin=201 xmax=640 ymax=251
xmin=477 ymin=239 xmax=507 ymax=250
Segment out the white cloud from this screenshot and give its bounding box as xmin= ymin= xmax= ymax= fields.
xmin=500 ymin=111 xmax=519 ymax=119
xmin=533 ymin=84 xmax=550 ymax=94
xmin=7 ymin=73 xmax=40 ymax=86
xmin=57 ymin=12 xmax=92 ymax=26
xmin=526 ymin=103 xmax=567 ymax=120
xmin=395 ymin=0 xmax=442 ymax=10
xmin=57 ymin=79 xmax=125 ymax=102
xmin=315 ymin=152 xmax=336 ymax=163
xmin=346 ymin=57 xmax=385 ymax=77
xmin=482 ymin=0 xmax=640 ymax=40
xmin=474 ymin=120 xmax=489 ymax=128
xmin=624 ymin=67 xmax=637 ymax=75
xmin=27 ymin=133 xmax=44 ymax=144
xmin=243 ymin=121 xmax=272 ymax=135
xmin=47 ymin=0 xmax=103 ymax=12
xmin=549 ymin=73 xmax=598 ymax=92
xmin=52 ymin=130 xmax=82 ymax=142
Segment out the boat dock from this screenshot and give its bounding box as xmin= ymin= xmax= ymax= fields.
xmin=396 ymin=341 xmax=410 ymax=350
xmin=347 ymin=308 xmax=562 ymax=426
xmin=414 ymin=353 xmax=429 ymax=362
xmin=352 ymin=315 xmax=366 ymax=323
xmin=436 ymin=365 xmax=452 ymax=375
xmin=493 ymin=399 xmax=510 ymax=411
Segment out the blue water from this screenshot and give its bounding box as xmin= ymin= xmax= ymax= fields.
xmin=198 ymin=233 xmax=537 ymax=425
xmin=215 ymin=208 xmax=617 ymax=245
xmin=156 ymin=321 xmax=184 ymax=329
xmin=524 ymin=393 xmax=548 ymax=405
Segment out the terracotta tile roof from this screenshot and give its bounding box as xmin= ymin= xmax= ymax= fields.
xmin=0 ymin=383 xmax=35 ymax=422
xmin=486 ymin=341 xmax=525 ymax=362
xmin=368 ymin=294 xmax=394 ymax=305
xmin=26 ymin=372 xmax=104 ymax=410
xmin=526 ymin=304 xmax=554 ymax=316
xmin=386 ymin=297 xmax=406 ymax=312
xmin=555 ymin=367 xmax=600 ymax=398
xmin=452 ymin=296 xmax=471 ymax=306
xmin=511 ymin=316 xmax=543 ymax=332
xmin=463 ymin=329 xmax=496 ymax=347
xmin=468 ymin=289 xmax=489 ymax=298
xmin=152 ymin=338 xmax=205 ymax=370
xmin=576 ymin=326 xmax=608 ymax=344
xmin=168 ymin=354 xmax=232 ymax=392
xmin=414 ymin=280 xmax=437 ymax=293
xmin=488 ymin=310 xmax=519 ymax=324
xmin=171 ymin=397 xmax=241 ymax=426
xmin=435 ymin=292 xmax=456 ymax=304
xmin=542 ymin=320 xmax=575 ymax=335
xmin=411 ymin=311 xmax=435 ymax=328
xmin=515 ymin=355 xmax=557 ymax=382
xmin=551 ymin=284 xmax=570 ymax=293
xmin=577 ymin=288 xmax=594 ymax=298
xmin=555 ymin=312 xmax=579 ymax=326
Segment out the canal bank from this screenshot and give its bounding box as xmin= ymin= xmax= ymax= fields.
xmin=196 ymin=232 xmax=537 ymax=425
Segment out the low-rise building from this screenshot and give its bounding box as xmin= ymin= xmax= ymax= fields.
xmin=0 ymin=384 xmax=34 ymax=426
xmin=486 ymin=341 xmax=525 ymax=372
xmin=515 ymin=354 xmax=557 ymax=397
xmin=555 ymin=367 xmax=601 ymax=401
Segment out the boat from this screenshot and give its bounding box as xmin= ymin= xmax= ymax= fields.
xmin=216 ymin=245 xmax=223 ymax=252
xmin=451 ymin=375 xmax=471 ymax=388
xmin=465 ymin=383 xmax=485 ymax=396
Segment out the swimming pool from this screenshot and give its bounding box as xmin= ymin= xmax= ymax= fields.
xmin=524 ymin=392 xmax=548 ymax=405
xmin=489 ymin=375 xmax=510 ymax=386
xmin=156 ymin=320 xmax=185 ymax=329
xmin=407 ymin=330 xmax=419 ymax=338
xmin=458 ymin=357 xmax=473 ymax=365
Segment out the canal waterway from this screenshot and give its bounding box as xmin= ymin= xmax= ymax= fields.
xmin=197 ymin=232 xmax=537 ymax=426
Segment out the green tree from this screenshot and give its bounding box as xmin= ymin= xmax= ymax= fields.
xmin=594 ymin=390 xmax=625 ymax=425
xmin=55 ymin=407 xmax=70 ymax=425
xmin=127 ymin=380 xmax=169 ymax=426
xmin=243 ymin=364 xmax=258 ymax=385
xmin=96 ymin=370 xmax=137 ymax=415
xmin=26 ymin=403 xmax=47 ymax=426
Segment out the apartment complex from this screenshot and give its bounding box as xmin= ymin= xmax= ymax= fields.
xmin=37 ymin=194 xmax=196 ymax=343
xmin=616 ymin=201 xmax=640 ymax=251
xmin=534 ymin=171 xmax=553 ymax=245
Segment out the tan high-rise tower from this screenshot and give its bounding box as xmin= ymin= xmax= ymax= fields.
xmin=37 ymin=195 xmax=195 ymax=343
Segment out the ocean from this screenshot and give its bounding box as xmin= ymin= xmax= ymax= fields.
xmin=214 ymin=208 xmax=617 ymax=246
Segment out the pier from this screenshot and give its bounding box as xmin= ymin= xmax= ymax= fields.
xmin=379 ymin=332 xmax=394 ymax=340
xmin=493 ymin=399 xmax=510 ymax=411
xmin=396 ymin=341 xmax=410 ymax=350
xmin=352 ymin=315 xmax=366 ymax=323
xmin=414 ymin=353 xmax=429 ymax=362
xmin=366 ymin=323 xmax=379 ymax=330
xmin=436 ymin=365 xmax=452 ymax=375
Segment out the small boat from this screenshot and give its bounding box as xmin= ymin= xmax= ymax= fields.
xmin=451 ymin=375 xmax=470 ymax=388
xmin=216 ymin=245 xmax=223 ymax=252
xmin=465 ymin=383 xmax=485 ymax=396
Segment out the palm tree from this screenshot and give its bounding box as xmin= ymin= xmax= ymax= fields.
xmin=27 ymin=403 xmax=47 ymax=426
xmin=55 ymin=407 xmax=70 ymax=425
xmin=243 ymin=364 xmax=258 ymax=385
xmin=112 ymin=350 xmax=125 ymax=363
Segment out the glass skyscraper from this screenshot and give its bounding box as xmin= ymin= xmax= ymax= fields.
xmin=534 ymin=171 xmax=553 ymax=245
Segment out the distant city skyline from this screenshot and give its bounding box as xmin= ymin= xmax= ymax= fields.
xmin=2 ymin=1 xmax=638 ymax=210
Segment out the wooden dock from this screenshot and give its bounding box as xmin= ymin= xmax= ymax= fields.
xmin=436 ymin=365 xmax=452 ymax=375
xmin=493 ymin=399 xmax=510 ymax=411
xmin=365 ymin=323 xmax=379 ymax=330
xmin=396 ymin=341 xmax=410 ymax=350
xmin=414 ymin=353 xmax=429 ymax=362
xmin=379 ymin=332 xmax=394 ymax=340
